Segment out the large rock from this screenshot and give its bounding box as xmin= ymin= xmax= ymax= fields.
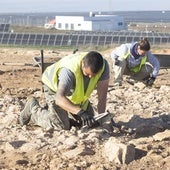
xmin=103 ymin=137 xmax=135 ymax=164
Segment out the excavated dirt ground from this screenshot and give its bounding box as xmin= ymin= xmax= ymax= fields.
xmin=0 ymin=47 xmax=170 ymax=170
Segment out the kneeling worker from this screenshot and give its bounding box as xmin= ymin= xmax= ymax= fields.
xmin=19 ymin=51 xmax=112 ymax=132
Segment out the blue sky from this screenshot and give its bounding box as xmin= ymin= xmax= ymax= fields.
xmin=0 ymin=0 xmax=170 ymax=13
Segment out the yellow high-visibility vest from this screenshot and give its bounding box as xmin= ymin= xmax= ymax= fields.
xmin=124 ymin=52 xmax=147 ymax=73
xmin=42 ymin=52 xmax=105 ymax=110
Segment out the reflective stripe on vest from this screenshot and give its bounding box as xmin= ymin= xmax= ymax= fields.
xmin=124 ymin=52 xmax=147 ymax=73
xmin=42 ymin=52 xmax=105 ymax=109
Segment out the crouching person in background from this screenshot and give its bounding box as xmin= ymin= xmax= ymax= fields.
xmin=111 ymin=38 xmax=160 ymax=86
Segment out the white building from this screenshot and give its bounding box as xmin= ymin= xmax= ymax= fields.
xmin=55 ymin=13 xmax=127 ymax=31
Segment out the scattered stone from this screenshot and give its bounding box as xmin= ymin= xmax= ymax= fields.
xmin=62 ymin=146 xmax=95 ymax=158
xmin=153 ymin=130 xmax=170 ymax=141
xmin=16 ymin=159 xmax=29 ymax=165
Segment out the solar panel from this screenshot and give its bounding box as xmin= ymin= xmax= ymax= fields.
xmin=84 ymin=35 xmax=92 ymax=44
xmin=147 ymin=33 xmax=153 ymax=36
xmin=70 ymin=35 xmax=78 ymax=46
xmin=113 ymin=32 xmax=119 ymax=36
xmin=27 ymin=34 xmax=36 ymax=45
xmin=22 ymin=34 xmax=29 ymax=39
xmin=41 ymin=34 xmax=50 ymax=46
xmin=135 ymin=32 xmax=141 ymax=36
xmin=119 ymin=36 xmax=126 ymax=43
xmin=154 ymin=33 xmax=159 ymax=36
xmin=5 ymin=24 xmax=10 ymax=32
xmin=54 ymin=34 xmax=63 ymax=45
xmin=34 ymin=34 xmax=43 ymax=45
xmin=0 ymin=33 xmax=3 ymax=42
xmin=0 ymin=24 xmax=5 ymax=32
xmin=147 ymin=37 xmax=154 ymax=44
xmin=133 ymin=36 xmax=141 ymax=42
xmin=141 ymin=32 xmax=148 ymax=37
xmin=8 ymin=33 xmax=16 ymax=44
xmin=129 ymin=32 xmax=136 ymax=36
xmin=91 ymin=36 xmax=99 ymax=45
xmin=112 ymin=36 xmax=119 ymax=43
xmin=154 ymin=37 xmax=161 ymax=44
xmin=14 ymin=34 xmax=22 ymax=45
xmin=1 ymin=33 xmax=9 ymax=44
xmin=161 ymin=37 xmax=168 ymax=43
xmin=77 ymin=35 xmax=85 ymax=45
xmin=0 ymin=24 xmax=10 ymax=32
xmin=62 ymin=35 xmax=70 ymax=46
xmin=99 ymin=36 xmax=106 ymax=45
xmin=36 ymin=34 xmax=43 ymax=39
xmin=126 ymin=36 xmax=133 ymax=43
xmin=48 ymin=35 xmax=56 ymax=46
xmin=106 ymin=36 xmax=113 ymax=45
xmin=0 ymin=33 xmax=5 ymax=43
xmin=19 ymin=34 xmax=28 ymax=45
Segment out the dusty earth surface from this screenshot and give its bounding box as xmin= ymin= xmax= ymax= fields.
xmin=0 ymin=46 xmax=170 ymax=170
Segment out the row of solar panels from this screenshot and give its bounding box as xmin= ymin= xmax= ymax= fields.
xmin=0 ymin=23 xmax=10 ymax=32
xmin=0 ymin=33 xmax=170 ymax=47
xmin=68 ymin=30 xmax=170 ymax=37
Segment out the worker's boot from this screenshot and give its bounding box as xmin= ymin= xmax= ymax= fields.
xmin=19 ymin=97 xmax=39 ymax=126
xmin=126 ymin=77 xmax=136 ymax=85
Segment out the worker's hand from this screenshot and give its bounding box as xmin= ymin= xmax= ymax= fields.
xmin=146 ymin=76 xmax=156 ymax=86
xmin=77 ymin=110 xmax=95 ymax=127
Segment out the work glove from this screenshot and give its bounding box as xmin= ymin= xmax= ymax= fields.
xmin=77 ymin=110 xmax=95 ymax=127
xmin=146 ymin=76 xmax=156 ymax=86
xmin=114 ymin=57 xmax=120 ymax=65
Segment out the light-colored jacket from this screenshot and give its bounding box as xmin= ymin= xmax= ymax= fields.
xmin=111 ymin=42 xmax=160 ymax=77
